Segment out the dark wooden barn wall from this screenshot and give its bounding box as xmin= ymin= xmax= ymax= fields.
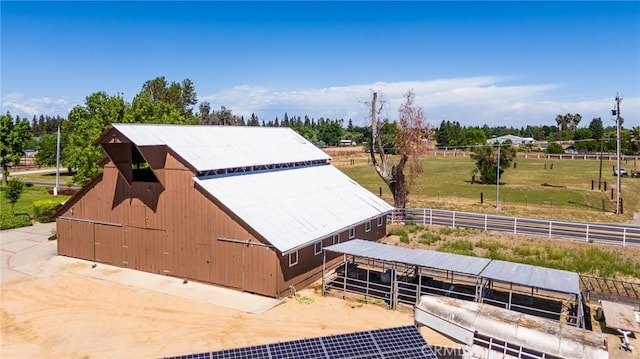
xmin=58 ymin=150 xmax=279 ymax=297
xmin=275 ymin=220 xmax=387 ymax=297
xmin=57 ymin=138 xmax=389 ymax=298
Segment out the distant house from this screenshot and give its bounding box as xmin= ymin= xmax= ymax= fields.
xmin=339 ymin=139 xmax=356 ymax=147
xmin=563 ymin=144 xmax=578 ymax=154
xmin=56 ymin=124 xmax=392 ymax=298
xmin=23 ymin=149 xmax=38 ymax=157
xmin=486 ymin=135 xmax=535 ymax=147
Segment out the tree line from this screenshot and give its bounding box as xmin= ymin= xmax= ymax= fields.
xmin=2 ymin=75 xmax=639 ymax=187
xmin=436 ymin=117 xmax=639 ymax=155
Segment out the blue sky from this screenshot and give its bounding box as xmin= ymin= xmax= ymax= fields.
xmin=1 ymin=1 xmax=639 ymax=128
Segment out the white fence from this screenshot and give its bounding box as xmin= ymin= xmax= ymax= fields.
xmin=391 ymin=208 xmax=640 ymax=247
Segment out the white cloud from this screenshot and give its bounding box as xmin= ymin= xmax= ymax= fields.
xmin=3 ymin=78 xmax=638 ymax=129
xmin=201 ymin=77 xmax=637 ymax=128
xmin=1 ymin=93 xmax=78 ymax=119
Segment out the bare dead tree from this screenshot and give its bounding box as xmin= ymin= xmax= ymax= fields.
xmin=369 ymin=90 xmax=434 ymax=210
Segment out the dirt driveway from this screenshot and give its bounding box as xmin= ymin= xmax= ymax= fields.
xmin=1 ymin=223 xmax=451 ymax=358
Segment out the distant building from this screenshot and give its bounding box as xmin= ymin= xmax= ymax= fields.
xmin=23 ymin=149 xmax=38 ymax=157
xmin=339 ymin=139 xmax=356 ymax=147
xmin=486 ymin=135 xmax=535 ymax=147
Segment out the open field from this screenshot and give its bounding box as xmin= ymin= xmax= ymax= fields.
xmin=329 ymin=149 xmax=640 ymax=223
xmin=11 ymin=171 xmax=75 ymax=186
xmin=384 ymin=223 xmax=640 ymax=281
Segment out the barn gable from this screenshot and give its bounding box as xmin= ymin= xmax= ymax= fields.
xmin=110 ymin=124 xmax=393 ymax=253
xmin=57 ymin=124 xmax=392 ymax=297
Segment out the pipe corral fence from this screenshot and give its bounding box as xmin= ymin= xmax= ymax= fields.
xmin=322 ymin=240 xmax=585 ymax=329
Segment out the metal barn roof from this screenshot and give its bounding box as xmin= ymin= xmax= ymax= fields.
xmin=111 ymin=124 xmax=331 ymax=172
xmin=194 ymin=165 xmax=393 ymax=254
xmin=480 ymin=260 xmax=581 ymax=295
xmin=325 ymin=240 xmax=581 ymax=295
xmin=324 ymin=239 xmax=491 ymax=276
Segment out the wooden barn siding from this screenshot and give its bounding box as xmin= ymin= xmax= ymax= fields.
xmin=57 ymin=218 xmax=95 ymax=260
xmin=275 ymin=219 xmax=388 ymax=297
xmin=57 ymin=151 xmax=279 ymax=297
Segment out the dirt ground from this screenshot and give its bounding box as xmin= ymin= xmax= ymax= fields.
xmin=0 ymin=269 xmax=453 ymax=359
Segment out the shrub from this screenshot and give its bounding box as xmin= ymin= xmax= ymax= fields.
xmin=513 ymin=245 xmax=545 ymax=257
xmin=439 ymin=240 xmax=475 ymax=256
xmin=33 ymin=198 xmax=63 ymax=223
xmin=0 ymin=210 xmax=32 ymax=230
xmin=405 ymin=223 xmax=424 ymax=233
xmin=475 ymin=240 xmax=505 ymax=251
xmin=5 ymin=178 xmax=25 ymax=214
xmin=545 ymin=246 xmax=568 ymax=261
xmin=388 ymin=228 xmax=410 ymax=243
xmin=418 ymin=232 xmax=442 ymax=245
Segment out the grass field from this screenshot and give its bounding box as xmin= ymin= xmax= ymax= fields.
xmin=384 ymin=223 xmax=640 ymax=280
xmin=13 ymin=170 xmax=76 ymax=185
xmin=0 ymin=185 xmax=70 ymax=228
xmin=331 ymin=151 xmax=640 ymax=223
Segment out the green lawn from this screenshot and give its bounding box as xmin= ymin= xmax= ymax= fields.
xmin=13 ymin=171 xmax=76 ymax=186
xmin=0 ymin=184 xmax=70 ymax=228
xmin=335 ymin=154 xmax=640 ymax=223
xmin=387 ymin=223 xmax=640 ymax=279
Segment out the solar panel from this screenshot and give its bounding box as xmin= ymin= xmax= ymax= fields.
xmin=164 ymin=325 xmax=438 ymax=359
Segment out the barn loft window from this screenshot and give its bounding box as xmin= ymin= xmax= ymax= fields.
xmin=333 ymin=234 xmax=339 ymax=244
xmin=314 ymin=242 xmax=322 ymax=256
xmin=131 ymin=146 xmax=158 ymax=183
xmin=349 ymin=227 xmax=355 ymax=239
xmin=289 ymin=251 xmax=298 ymax=267
xmin=365 ymin=221 xmax=371 ymax=232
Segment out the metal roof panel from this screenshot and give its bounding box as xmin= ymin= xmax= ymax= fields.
xmin=111 ymin=124 xmax=331 ymax=171
xmin=480 ymin=260 xmax=580 ymax=295
xmin=325 ymin=240 xmax=491 ymax=276
xmin=325 ymin=240 xmax=580 ymax=294
xmin=194 ymin=165 xmax=393 ymax=254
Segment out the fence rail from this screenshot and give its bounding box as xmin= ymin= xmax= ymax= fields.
xmin=391 ymin=208 xmax=640 ymax=247
xmin=579 ymin=275 xmax=640 ymax=300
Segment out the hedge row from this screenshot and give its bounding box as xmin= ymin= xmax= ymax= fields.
xmin=33 ymin=198 xmax=64 ymax=223
xmin=0 ymin=210 xmax=32 ymax=230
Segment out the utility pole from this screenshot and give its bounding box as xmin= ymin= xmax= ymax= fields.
xmin=496 ymin=141 xmax=501 ymax=210
xmin=54 ymin=124 xmax=61 ymax=196
xmin=598 ymin=137 xmax=603 ymax=190
xmin=613 ymin=94 xmax=623 ymax=214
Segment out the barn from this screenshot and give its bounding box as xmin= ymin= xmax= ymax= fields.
xmin=56 ymin=124 xmax=392 ymax=298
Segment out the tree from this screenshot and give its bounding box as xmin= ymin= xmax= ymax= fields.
xmin=317 ymin=121 xmax=343 ymax=146
xmin=63 ymin=92 xmax=126 ymax=185
xmin=555 ymin=113 xmax=581 ymax=140
xmin=471 ymin=144 xmax=516 ymax=184
xmin=126 ymin=92 xmax=187 ymax=124
xmin=588 ymin=117 xmax=604 ymax=140
xmin=138 ymin=76 xmax=197 ymax=121
xmin=546 ymin=142 xmax=564 ymax=154
xmin=629 ymin=126 xmax=640 ymax=154
xmin=458 ymin=127 xmax=487 ymax=147
xmin=369 ymin=90 xmax=434 ymax=209
xmin=0 ymin=113 xmax=31 ymax=185
xmin=5 ymin=177 xmax=25 ymax=214
xmin=34 ymin=133 xmax=59 ymax=167
xmin=566 ymin=113 xmax=582 ymax=131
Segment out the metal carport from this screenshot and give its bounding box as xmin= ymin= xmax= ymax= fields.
xmin=322 ymin=239 xmax=584 ymax=328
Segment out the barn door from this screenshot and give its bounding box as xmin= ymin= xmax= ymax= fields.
xmin=123 ymin=226 xmax=166 ymax=275
xmin=93 ymin=224 xmax=124 ymax=266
